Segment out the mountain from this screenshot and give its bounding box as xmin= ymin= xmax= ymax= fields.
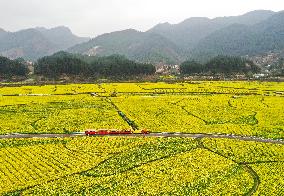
xmin=0 ymin=28 xmax=8 ymax=39
xmin=148 ymin=10 xmax=275 ymax=51
xmin=69 ymin=29 xmax=183 ymax=64
xmin=69 ymin=10 xmax=280 ymax=64
xmin=192 ymin=11 xmax=284 ymax=61
xmin=0 ymin=29 xmax=7 ymax=46
xmin=0 ymin=26 xmax=89 ymax=60
xmin=36 ymin=26 xmax=89 ymax=50
xmin=0 ymin=29 xmax=56 ymax=60
xmin=1 ymin=10 xmax=282 ymax=64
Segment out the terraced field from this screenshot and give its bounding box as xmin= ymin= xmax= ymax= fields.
xmin=0 ymin=82 xmax=283 ymax=195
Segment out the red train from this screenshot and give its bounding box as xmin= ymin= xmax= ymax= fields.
xmin=85 ymin=129 xmax=150 ymax=135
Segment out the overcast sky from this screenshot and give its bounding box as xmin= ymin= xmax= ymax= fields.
xmin=0 ymin=0 xmax=283 ymax=37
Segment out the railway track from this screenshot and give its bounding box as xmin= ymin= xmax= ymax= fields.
xmin=0 ymin=132 xmax=283 ymax=144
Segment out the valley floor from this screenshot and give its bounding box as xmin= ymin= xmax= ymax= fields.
xmin=0 ymin=81 xmax=283 ymax=195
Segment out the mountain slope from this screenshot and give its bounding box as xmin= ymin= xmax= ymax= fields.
xmin=0 ymin=28 xmax=7 ymax=38
xmin=0 ymin=26 xmax=89 ymax=60
xmin=36 ymin=26 xmax=89 ymax=50
xmin=192 ymin=11 xmax=284 ymax=60
xmin=69 ymin=29 xmax=183 ymax=64
xmin=148 ymin=10 xmax=275 ymax=50
xmin=0 ymin=29 xmax=56 ymax=60
xmin=69 ymin=10 xmax=279 ymax=64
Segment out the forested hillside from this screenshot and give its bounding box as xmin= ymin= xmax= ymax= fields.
xmin=35 ymin=52 xmax=155 ymax=77
xmin=0 ymin=56 xmax=29 ymax=77
xmin=1 ymin=10 xmax=284 ymax=65
xmin=70 ymin=10 xmax=284 ymax=64
xmin=193 ymin=11 xmax=284 ymax=61
xmin=68 ymin=29 xmax=183 ymax=64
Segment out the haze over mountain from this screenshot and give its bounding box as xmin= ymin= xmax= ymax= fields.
xmin=69 ymin=10 xmax=284 ymax=64
xmin=0 ymin=26 xmax=89 ymax=60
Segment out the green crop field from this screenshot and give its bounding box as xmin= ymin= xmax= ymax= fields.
xmin=0 ymin=82 xmax=283 ymax=195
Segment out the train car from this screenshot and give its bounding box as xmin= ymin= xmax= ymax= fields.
xmin=85 ymin=129 xmax=109 ymax=135
xmin=85 ymin=129 xmax=150 ymax=135
xmin=141 ymin=129 xmax=150 ymax=134
xmin=119 ymin=130 xmax=133 ymax=134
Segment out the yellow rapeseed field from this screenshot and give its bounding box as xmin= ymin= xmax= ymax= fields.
xmin=0 ymin=82 xmax=283 ymax=195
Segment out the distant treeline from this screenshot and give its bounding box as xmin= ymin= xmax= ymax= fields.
xmin=0 ymin=56 xmax=29 ymax=77
xmin=180 ymin=55 xmax=260 ymax=75
xmin=0 ymin=53 xmax=263 ymax=80
xmin=35 ymin=52 xmax=155 ymax=77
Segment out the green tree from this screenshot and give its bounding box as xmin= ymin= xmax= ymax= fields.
xmin=35 ymin=53 xmax=155 ymax=77
xmin=205 ymin=55 xmax=259 ymax=74
xmin=0 ymin=56 xmax=28 ymax=77
xmin=180 ymin=60 xmax=205 ymax=74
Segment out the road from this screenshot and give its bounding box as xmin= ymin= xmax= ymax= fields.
xmin=0 ymin=132 xmax=283 ymax=144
